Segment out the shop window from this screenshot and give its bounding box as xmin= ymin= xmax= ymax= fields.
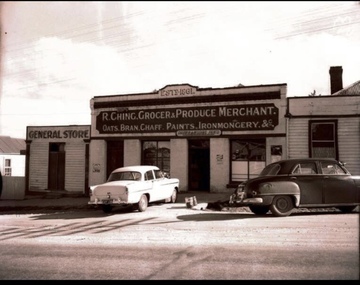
xmin=4 ymin=159 xmax=12 ymax=176
xmin=310 ymin=120 xmax=337 ymax=159
xmin=231 ymin=139 xmax=265 ymax=181
xmin=142 ymin=141 xmax=170 ymax=173
xmin=271 ymin=145 xmax=282 ymax=163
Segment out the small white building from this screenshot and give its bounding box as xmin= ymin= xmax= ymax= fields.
xmin=0 ymin=135 xmax=26 ymax=199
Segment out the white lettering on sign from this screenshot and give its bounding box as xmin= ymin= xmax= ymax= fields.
xmin=96 ymin=103 xmax=279 ymax=134
xmin=177 ymin=130 xmax=221 ymax=136
xmin=159 ymin=86 xmax=196 ymax=97
xmin=219 ymin=106 xmax=276 ymax=116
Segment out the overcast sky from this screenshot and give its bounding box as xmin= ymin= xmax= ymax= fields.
xmin=1 ymin=1 xmax=359 ymax=139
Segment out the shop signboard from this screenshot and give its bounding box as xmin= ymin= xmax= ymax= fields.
xmin=96 ymin=103 xmax=279 ymax=134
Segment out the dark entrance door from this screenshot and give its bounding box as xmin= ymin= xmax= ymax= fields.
xmin=107 ymin=140 xmax=124 ymax=179
xmin=188 ymin=140 xmax=210 ymax=192
xmin=48 ymin=143 xmax=65 ymax=190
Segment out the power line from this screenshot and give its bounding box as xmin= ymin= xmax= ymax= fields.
xmin=2 ymin=2 xmax=359 ymax=91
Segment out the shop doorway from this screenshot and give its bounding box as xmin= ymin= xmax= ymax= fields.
xmin=48 ymin=143 xmax=65 ymax=190
xmin=188 ymin=140 xmax=210 ymax=192
xmin=107 ymin=140 xmax=124 ymax=179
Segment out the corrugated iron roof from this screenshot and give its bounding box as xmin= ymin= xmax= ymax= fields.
xmin=0 ymin=136 xmax=26 ymax=154
xmin=332 ymin=80 xmax=360 ymax=95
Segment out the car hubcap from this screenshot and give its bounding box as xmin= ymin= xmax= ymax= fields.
xmin=277 ymin=199 xmax=288 ymax=210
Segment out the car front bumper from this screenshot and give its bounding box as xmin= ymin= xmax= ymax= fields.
xmin=229 ymin=192 xmax=263 ymax=206
xmin=229 ymin=197 xmax=263 ymax=205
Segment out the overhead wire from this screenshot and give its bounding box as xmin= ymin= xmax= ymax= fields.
xmin=2 ymin=2 xmax=359 ymax=89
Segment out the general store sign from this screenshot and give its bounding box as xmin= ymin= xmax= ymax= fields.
xmin=96 ymin=103 xmax=279 ymax=134
xmin=27 ymin=127 xmax=90 ymax=140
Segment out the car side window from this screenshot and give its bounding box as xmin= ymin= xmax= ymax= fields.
xmin=321 ymin=162 xmax=347 ymax=175
xmin=292 ymin=162 xmax=317 ymax=174
xmin=334 ymin=164 xmax=347 ymax=174
xmin=145 ymin=170 xmax=155 ymax=181
xmin=133 ymin=172 xmax=141 ymax=180
xmin=154 ymin=170 xmax=164 ymax=179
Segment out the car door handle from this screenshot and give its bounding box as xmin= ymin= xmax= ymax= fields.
xmin=290 ymin=177 xmax=297 ymax=180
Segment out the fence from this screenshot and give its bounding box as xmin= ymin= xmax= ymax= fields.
xmin=1 ymin=176 xmax=25 ymax=200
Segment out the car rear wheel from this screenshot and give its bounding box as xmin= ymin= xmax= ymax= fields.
xmin=137 ymin=194 xmax=148 ymax=212
xmin=270 ymin=195 xmax=294 ymax=217
xmin=337 ymin=206 xmax=357 ymax=213
xmin=102 ymin=204 xmax=112 ymax=213
xmin=249 ymin=205 xmax=269 ymax=215
xmin=170 ymin=189 xmax=177 ymax=203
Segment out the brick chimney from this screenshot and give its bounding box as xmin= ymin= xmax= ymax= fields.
xmin=329 ymin=66 xmax=343 ymax=94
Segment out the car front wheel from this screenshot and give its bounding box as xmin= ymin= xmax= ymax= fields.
xmin=137 ymin=194 xmax=148 ymax=212
xmin=270 ymin=195 xmax=294 ymax=217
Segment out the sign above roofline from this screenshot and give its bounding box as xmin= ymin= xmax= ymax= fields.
xmin=159 ymin=84 xmax=197 ymax=98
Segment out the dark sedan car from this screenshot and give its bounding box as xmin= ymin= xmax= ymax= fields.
xmin=229 ymin=158 xmax=360 ymax=217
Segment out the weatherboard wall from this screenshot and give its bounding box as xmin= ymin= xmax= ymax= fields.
xmin=26 ymin=125 xmax=90 ymax=194
xmin=287 ymin=95 xmax=360 ymax=175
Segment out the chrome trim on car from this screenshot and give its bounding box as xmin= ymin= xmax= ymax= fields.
xmin=243 ymin=197 xmax=263 ymax=203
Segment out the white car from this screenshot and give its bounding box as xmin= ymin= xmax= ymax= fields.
xmin=88 ymin=165 xmax=179 ymax=213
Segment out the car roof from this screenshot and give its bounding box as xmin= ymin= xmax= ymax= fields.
xmin=264 ymin=158 xmax=347 ymax=175
xmin=267 ymin=158 xmax=342 ymax=171
xmin=270 ymin=158 xmax=338 ymax=164
xmin=111 ymin=165 xmax=160 ymax=173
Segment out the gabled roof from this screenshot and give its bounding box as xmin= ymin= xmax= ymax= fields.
xmin=332 ymin=80 xmax=360 ymax=95
xmin=0 ymin=136 xmax=26 ymax=154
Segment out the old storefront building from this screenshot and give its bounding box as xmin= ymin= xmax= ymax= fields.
xmin=287 ymin=66 xmax=360 ymax=175
xmin=21 ymin=67 xmax=360 ymax=197
xmin=89 ymin=83 xmax=288 ymax=193
xmin=25 ymin=125 xmax=90 ymax=195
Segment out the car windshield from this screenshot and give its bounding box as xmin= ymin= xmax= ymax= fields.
xmin=259 ymin=164 xmax=281 ymax=176
xmin=107 ymin=171 xmax=142 ymax=182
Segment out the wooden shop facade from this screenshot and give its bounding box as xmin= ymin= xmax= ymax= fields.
xmin=89 ymin=83 xmax=288 ymax=193
xmin=24 ymin=67 xmax=360 ymax=195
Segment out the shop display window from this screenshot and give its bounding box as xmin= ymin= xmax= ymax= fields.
xmin=142 ymin=141 xmax=170 ymax=173
xmin=231 ymin=139 xmax=265 ymax=181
